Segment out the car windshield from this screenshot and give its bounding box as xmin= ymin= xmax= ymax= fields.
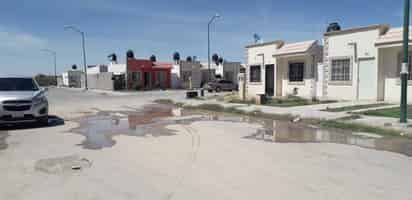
xmin=0 ymin=78 xmax=39 ymax=91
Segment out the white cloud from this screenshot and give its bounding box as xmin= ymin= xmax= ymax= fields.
xmin=0 ymin=26 xmax=47 ymax=53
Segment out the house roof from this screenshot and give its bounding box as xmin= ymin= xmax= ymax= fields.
xmin=245 ymin=40 xmax=285 ymax=49
xmin=272 ymin=40 xmax=318 ymax=57
xmin=324 ymin=24 xmax=389 ymax=37
xmin=375 ymin=26 xmax=412 ymax=46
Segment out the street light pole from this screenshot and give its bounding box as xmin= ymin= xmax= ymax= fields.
xmin=64 ymin=25 xmax=88 ymax=90
xmin=401 ymin=0 xmax=410 ymax=123
xmin=41 ymin=49 xmax=57 ymax=86
xmin=208 ymin=13 xmax=220 ymax=81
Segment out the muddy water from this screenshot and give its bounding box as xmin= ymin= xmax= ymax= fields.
xmin=70 ymin=104 xmax=204 ymax=150
xmin=70 ymin=104 xmax=412 ymax=156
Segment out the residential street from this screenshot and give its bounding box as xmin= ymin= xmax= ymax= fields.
xmin=1 ymin=88 xmax=412 ymax=200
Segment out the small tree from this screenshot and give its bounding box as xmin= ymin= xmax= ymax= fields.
xmin=186 ymin=56 xmax=193 ymax=62
xmin=173 ymin=52 xmax=180 ymax=63
xmin=150 ymin=55 xmax=157 ymax=62
xmin=212 ymin=53 xmax=219 ymax=65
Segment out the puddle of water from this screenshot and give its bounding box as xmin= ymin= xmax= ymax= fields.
xmin=70 ymin=104 xmax=204 ymax=150
xmin=242 ymin=119 xmax=412 ymax=157
xmin=70 ymin=104 xmax=412 ymax=157
xmin=0 ymin=131 xmax=9 ymax=150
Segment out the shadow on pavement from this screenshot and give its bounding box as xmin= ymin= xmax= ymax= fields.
xmin=0 ymin=115 xmax=65 ymax=131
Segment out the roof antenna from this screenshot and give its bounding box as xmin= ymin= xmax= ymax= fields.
xmin=253 ymin=33 xmax=262 ymax=44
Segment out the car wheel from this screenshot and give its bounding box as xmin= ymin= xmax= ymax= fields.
xmin=215 ymin=87 xmax=222 ymax=93
xmin=37 ymin=116 xmax=49 ymax=126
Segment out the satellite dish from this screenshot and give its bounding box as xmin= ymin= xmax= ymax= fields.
xmin=253 ymin=33 xmax=261 ymax=44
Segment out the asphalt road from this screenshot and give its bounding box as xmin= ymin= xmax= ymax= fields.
xmin=0 ymin=88 xmax=411 ymax=200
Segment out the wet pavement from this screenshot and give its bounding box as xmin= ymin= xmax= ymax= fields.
xmin=69 ymin=104 xmax=412 ymax=156
xmin=0 ymin=131 xmax=8 ymax=151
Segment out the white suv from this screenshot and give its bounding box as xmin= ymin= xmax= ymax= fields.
xmin=0 ymin=76 xmax=49 ymax=125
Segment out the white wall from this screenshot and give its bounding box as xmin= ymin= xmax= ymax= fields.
xmin=245 ymin=43 xmax=280 ymax=99
xmin=277 ymin=55 xmax=317 ymax=98
xmin=108 ymin=62 xmax=126 ymax=75
xmin=325 ymin=29 xmax=380 ymax=101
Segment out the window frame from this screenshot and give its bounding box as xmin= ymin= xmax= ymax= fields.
xmin=288 ymin=62 xmax=305 ymax=83
xmin=249 ymin=65 xmax=261 ymax=83
xmin=329 ymin=57 xmax=353 ymax=85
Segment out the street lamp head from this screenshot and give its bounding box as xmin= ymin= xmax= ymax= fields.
xmin=64 ymin=25 xmax=82 ymax=33
xmin=215 ymin=13 xmax=220 ymax=18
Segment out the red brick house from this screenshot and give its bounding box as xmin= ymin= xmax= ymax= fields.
xmin=126 ymin=58 xmax=172 ymax=90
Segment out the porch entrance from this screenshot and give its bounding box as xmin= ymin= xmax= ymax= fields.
xmin=265 ymin=64 xmax=274 ymax=96
xmin=143 ymin=72 xmax=151 ymax=89
xmin=358 ymin=58 xmax=377 ymax=100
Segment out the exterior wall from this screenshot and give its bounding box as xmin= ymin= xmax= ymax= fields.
xmin=108 ymin=62 xmax=126 ymax=75
xmin=245 ymin=43 xmax=280 ymax=99
xmin=87 ymin=65 xmax=108 ymax=75
xmin=378 ymin=45 xmax=412 ymax=102
xmin=126 ymin=59 xmax=171 ymax=90
xmin=324 ymin=29 xmax=380 ymax=101
xmin=277 ymin=54 xmax=317 ymax=98
xmin=87 ymin=72 xmax=114 ymax=90
xmin=222 ymin=62 xmax=241 ymax=85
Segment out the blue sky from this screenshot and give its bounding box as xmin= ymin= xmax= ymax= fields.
xmin=0 ymin=0 xmax=405 ymax=75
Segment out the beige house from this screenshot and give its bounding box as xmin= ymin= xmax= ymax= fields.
xmin=245 ymin=40 xmax=322 ymax=99
xmin=376 ymin=27 xmax=412 ymax=102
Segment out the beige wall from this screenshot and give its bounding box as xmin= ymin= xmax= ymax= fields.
xmin=325 ymin=29 xmax=381 ymax=101
xmin=378 ymin=45 xmax=412 ymax=102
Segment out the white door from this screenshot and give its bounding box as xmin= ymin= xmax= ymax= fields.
xmin=358 ymin=58 xmax=377 ymax=100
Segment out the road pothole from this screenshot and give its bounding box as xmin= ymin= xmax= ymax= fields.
xmin=35 ymin=155 xmax=92 ymax=174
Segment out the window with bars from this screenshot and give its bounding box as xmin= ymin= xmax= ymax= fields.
xmin=289 ymin=62 xmax=304 ymax=82
xmin=331 ymin=59 xmax=351 ymax=81
xmin=250 ymin=65 xmax=261 ymax=82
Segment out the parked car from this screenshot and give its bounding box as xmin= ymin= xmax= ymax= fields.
xmin=0 ymin=76 xmax=49 ymax=125
xmin=204 ymin=80 xmax=237 ymax=92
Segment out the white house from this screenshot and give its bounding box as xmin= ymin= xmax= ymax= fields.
xmin=376 ymin=26 xmax=412 ymax=102
xmin=321 ymin=24 xmax=390 ymax=101
xmin=245 ymin=40 xmax=284 ymax=98
xmin=171 ymin=61 xmax=202 ymax=89
xmin=245 ymin=40 xmax=322 ymax=99
xmin=62 ymin=70 xmax=83 ymax=88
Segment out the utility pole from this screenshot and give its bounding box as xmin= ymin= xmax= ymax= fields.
xmin=208 ymin=13 xmax=220 ymax=81
xmin=401 ymin=0 xmax=410 ymax=123
xmin=64 ymin=25 xmax=88 ymax=90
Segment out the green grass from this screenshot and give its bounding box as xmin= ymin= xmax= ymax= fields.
xmin=323 ymin=103 xmax=390 ymax=112
xmin=362 ymin=106 xmax=412 ymax=119
xmin=154 ymin=99 xmax=406 ymax=138
xmin=229 ymin=95 xmax=337 ymax=107
xmin=304 ymin=119 xmax=403 ymax=137
xmin=153 ymin=99 xmax=174 ymax=105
